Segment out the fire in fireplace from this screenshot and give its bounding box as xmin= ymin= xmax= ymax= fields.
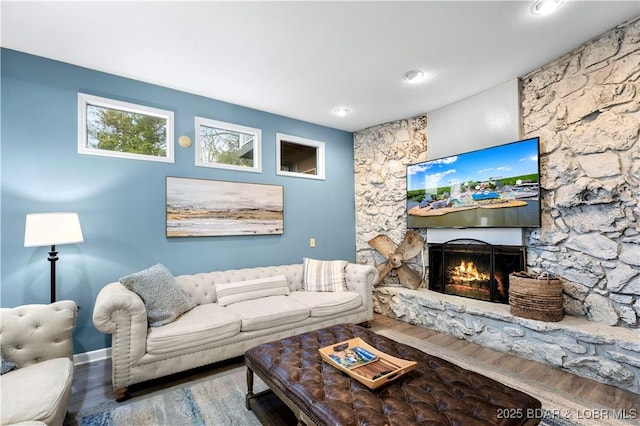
xmin=428 ymin=239 xmax=525 ymax=304
xmin=451 ymin=260 xmax=489 ymax=282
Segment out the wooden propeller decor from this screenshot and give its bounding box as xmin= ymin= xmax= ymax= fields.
xmin=368 ymin=230 xmax=425 ymax=290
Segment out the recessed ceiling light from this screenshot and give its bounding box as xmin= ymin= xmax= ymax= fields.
xmin=333 ymin=107 xmax=351 ymax=117
xmin=530 ymin=0 xmax=565 ymax=16
xmin=403 ymin=69 xmax=425 ymax=83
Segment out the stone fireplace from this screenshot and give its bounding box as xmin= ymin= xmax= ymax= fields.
xmin=357 ymin=18 xmax=640 ymax=394
xmin=428 ymin=239 xmax=525 ymax=304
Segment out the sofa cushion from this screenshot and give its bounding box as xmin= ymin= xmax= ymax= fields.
xmin=120 ymin=263 xmax=195 ymax=327
xmin=0 ymin=357 xmax=73 ymax=425
xmin=303 ymin=258 xmax=348 ymax=292
xmin=215 ymin=275 xmax=290 ymax=307
xmin=225 ymin=296 xmax=310 ymax=331
xmin=288 ymin=291 xmax=362 ymax=317
xmin=147 ymin=304 xmax=242 ymax=355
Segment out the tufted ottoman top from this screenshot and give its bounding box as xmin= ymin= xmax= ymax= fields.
xmin=245 ymin=323 xmax=541 ymax=426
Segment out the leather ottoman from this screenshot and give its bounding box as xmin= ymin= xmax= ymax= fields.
xmin=245 ymin=323 xmax=542 ymax=425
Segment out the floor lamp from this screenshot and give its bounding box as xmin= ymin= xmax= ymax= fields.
xmin=24 ymin=212 xmax=84 ymax=303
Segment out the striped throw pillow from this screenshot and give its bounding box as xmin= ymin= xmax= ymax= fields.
xmin=303 ymin=258 xmax=348 ymax=292
xmin=215 ymin=275 xmax=290 ymax=307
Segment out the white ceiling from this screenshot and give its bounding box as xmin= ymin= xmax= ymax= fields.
xmin=2 ymin=1 xmax=639 ymax=132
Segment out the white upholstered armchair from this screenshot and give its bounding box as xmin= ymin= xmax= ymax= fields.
xmin=0 ymin=300 xmax=77 ymax=426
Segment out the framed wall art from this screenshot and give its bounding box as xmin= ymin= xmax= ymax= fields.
xmin=166 ymin=176 xmax=284 ymax=237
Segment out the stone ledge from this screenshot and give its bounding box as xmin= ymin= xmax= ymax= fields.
xmin=373 ymin=286 xmax=640 ymax=394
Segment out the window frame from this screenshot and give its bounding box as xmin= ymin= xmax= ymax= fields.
xmin=276 ymin=133 xmax=325 ymax=180
xmin=77 ymin=93 xmax=175 ymax=163
xmin=195 ymin=116 xmax=262 ymax=173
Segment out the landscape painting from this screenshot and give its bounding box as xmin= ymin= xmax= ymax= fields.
xmin=166 ymin=177 xmax=284 ymax=237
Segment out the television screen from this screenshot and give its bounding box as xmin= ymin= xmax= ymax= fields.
xmin=406 ymin=137 xmax=540 ymax=228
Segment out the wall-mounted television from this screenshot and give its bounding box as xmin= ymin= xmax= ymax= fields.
xmin=406 ymin=137 xmax=540 ymax=229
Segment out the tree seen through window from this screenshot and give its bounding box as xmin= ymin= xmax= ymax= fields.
xmin=87 ymin=105 xmax=167 ymax=157
xmin=198 ymin=125 xmax=255 ymax=167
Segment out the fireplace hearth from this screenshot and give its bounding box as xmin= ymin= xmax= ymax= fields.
xmin=428 ymin=239 xmax=525 ymax=304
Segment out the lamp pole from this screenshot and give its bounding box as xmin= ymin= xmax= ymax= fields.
xmin=48 ymin=245 xmax=59 ymax=303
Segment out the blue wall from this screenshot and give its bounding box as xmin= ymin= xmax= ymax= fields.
xmin=1 ymin=49 xmax=356 ymax=354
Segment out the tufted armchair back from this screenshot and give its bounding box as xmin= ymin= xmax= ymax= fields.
xmin=0 ymin=300 xmax=77 ymax=368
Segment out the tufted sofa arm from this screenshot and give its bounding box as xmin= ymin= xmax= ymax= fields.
xmin=0 ymin=300 xmax=77 ymax=367
xmin=345 ymin=263 xmax=378 ymax=320
xmin=93 ymin=282 xmax=149 ymax=364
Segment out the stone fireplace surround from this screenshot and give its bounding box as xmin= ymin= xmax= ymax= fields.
xmin=373 ymin=287 xmax=639 ymax=394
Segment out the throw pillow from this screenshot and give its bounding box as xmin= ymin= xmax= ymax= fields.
xmin=216 ymin=275 xmax=290 ymax=307
xmin=0 ymin=357 xmax=19 ymax=375
xmin=119 ymin=263 xmax=195 ymax=327
xmin=303 ymin=258 xmax=348 ymax=292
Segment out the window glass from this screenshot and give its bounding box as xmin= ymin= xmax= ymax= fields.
xmin=276 ymin=133 xmax=325 ymax=180
xmin=195 ymin=117 xmax=262 ymax=173
xmin=78 ymin=93 xmax=174 ymax=163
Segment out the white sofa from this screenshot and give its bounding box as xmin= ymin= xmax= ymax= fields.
xmin=93 ymin=262 xmax=377 ymax=401
xmin=0 ymin=301 xmax=77 ymax=426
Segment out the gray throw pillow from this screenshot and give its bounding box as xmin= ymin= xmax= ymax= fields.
xmin=120 ymin=263 xmax=195 ymax=327
xmin=1 ymin=357 xmax=19 ymax=375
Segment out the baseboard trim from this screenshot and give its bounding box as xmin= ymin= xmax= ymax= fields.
xmin=74 ymin=347 xmax=111 ymax=366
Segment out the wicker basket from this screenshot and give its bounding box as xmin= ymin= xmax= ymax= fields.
xmin=509 ymin=272 xmax=564 ymax=322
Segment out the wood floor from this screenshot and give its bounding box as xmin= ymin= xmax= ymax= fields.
xmin=65 ymin=314 xmax=638 ymax=425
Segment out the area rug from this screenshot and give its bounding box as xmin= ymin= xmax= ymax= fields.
xmin=375 ymin=328 xmax=634 ymax=426
xmin=79 ymin=366 xmax=268 ymax=426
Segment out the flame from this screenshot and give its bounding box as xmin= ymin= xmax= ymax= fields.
xmin=453 ymin=260 xmax=489 ymax=281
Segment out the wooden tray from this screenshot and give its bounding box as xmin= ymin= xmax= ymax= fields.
xmin=319 ymin=337 xmax=417 ymax=389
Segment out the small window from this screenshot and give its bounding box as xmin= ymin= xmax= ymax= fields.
xmin=276 ymin=133 xmax=325 ymax=180
xmin=195 ymin=117 xmax=262 ymax=173
xmin=78 ymin=93 xmax=174 ymax=163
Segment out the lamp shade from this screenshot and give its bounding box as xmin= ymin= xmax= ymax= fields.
xmin=24 ymin=212 xmax=84 ymax=247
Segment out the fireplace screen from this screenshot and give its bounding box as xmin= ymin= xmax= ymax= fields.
xmin=428 ymin=239 xmax=525 ymax=304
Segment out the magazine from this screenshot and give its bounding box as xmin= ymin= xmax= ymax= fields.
xmin=328 ymin=346 xmax=378 ymax=368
